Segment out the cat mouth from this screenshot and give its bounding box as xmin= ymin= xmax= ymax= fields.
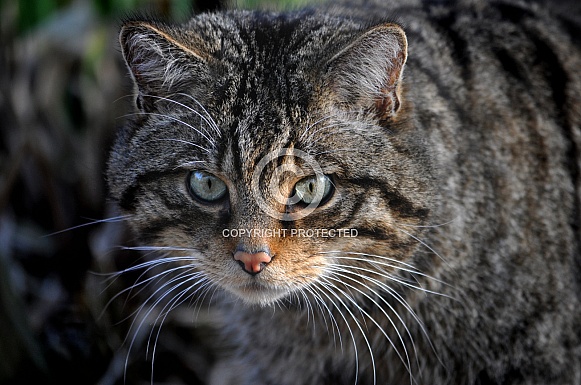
xmin=227 ymin=281 xmax=290 ymax=305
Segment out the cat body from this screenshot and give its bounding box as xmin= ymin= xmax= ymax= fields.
xmin=108 ymin=0 xmax=581 ymax=383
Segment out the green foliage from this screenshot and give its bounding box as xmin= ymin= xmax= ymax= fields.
xmin=92 ymin=0 xmax=193 ymax=19
xmin=16 ymin=0 xmax=71 ymax=33
xmin=13 ymin=0 xmax=195 ymax=35
xmin=11 ymin=0 xmax=318 ymax=36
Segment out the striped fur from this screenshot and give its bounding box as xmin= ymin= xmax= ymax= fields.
xmin=108 ymin=0 xmax=581 ymax=384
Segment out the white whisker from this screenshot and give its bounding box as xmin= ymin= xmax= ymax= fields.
xmin=144 ymin=137 xmax=212 ymax=154
xmin=395 ymin=228 xmax=450 ymax=264
xmin=305 ymin=123 xmax=357 ymax=147
xmin=299 ymin=115 xmax=335 ymax=141
xmin=173 ymin=160 xmax=206 ymax=169
xmin=324 ymin=266 xmax=417 ymax=384
xmin=325 ymin=255 xmax=451 ymax=297
xmin=393 ymin=217 xmax=458 ymax=229
xmin=42 ymin=215 xmax=132 ymax=237
xmin=121 ymin=265 xmax=199 ymax=332
xmin=121 ymin=111 xmax=216 ymax=149
xmin=312 ymin=148 xmax=362 ymax=156
xmin=120 ymin=246 xmax=198 ymax=253
xmin=147 ymin=272 xmax=208 ymax=382
xmin=322 ymin=250 xmax=452 ymax=288
xmin=142 ymin=94 xmax=217 ymax=140
xmin=176 ymin=92 xmax=222 ymax=137
xmin=124 ymin=268 xmax=204 ymax=379
xmin=302 ymin=285 xmax=344 ymax=350
xmin=310 ymin=280 xmax=360 ymax=383
xmin=100 ymin=257 xmax=201 ymax=318
xmin=317 ymin=277 xmax=378 ymax=385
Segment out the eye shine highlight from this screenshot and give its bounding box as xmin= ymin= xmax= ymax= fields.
xmin=188 ymin=171 xmax=227 ymax=202
xmin=293 ymin=174 xmax=333 ymax=206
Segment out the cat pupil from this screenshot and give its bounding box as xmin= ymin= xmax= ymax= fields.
xmin=188 ymin=171 xmax=226 ymax=202
xmin=294 ymin=175 xmax=333 ymax=205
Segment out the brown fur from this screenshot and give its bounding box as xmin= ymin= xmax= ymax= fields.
xmin=108 ymin=1 xmax=581 ymax=383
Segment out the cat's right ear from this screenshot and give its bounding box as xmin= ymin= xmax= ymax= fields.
xmin=326 ymin=23 xmax=408 ymax=123
xmin=119 ymin=21 xmax=209 ymax=111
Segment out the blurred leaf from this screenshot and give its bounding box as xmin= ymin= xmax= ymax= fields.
xmin=17 ymin=0 xmax=74 ymax=34
xmin=171 ymin=0 xmax=193 ymax=20
xmin=92 ymin=0 xmax=141 ymax=16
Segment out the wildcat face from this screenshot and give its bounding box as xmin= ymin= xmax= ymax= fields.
xmin=108 ymin=11 xmax=433 ymax=306
xmin=108 ymin=2 xmax=581 ymax=384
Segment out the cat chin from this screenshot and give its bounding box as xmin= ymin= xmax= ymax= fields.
xmin=224 ymin=284 xmax=291 ymax=307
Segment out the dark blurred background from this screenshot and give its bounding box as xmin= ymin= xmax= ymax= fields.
xmin=4 ymin=0 xmax=580 ymax=384
xmin=0 ymin=0 xmax=312 ymax=384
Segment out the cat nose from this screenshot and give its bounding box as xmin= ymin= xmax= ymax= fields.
xmin=233 ymin=250 xmax=272 ymax=275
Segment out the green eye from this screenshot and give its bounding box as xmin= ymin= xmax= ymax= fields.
xmin=293 ymin=175 xmax=333 ymax=205
xmin=188 ymin=171 xmax=227 ymax=202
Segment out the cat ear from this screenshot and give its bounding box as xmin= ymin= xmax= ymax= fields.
xmin=326 ymin=23 xmax=408 ymax=122
xmin=119 ymin=21 xmax=208 ymax=111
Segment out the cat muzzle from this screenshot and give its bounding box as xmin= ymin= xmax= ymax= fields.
xmin=234 ymin=250 xmax=272 ymax=275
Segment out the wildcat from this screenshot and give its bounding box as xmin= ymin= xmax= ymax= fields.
xmin=107 ymin=0 xmax=581 ymax=383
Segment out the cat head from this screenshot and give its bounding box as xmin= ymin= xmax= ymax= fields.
xmin=108 ymin=10 xmax=433 ymax=306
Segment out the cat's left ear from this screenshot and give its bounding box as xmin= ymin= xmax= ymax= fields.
xmin=119 ymin=21 xmax=210 ymax=111
xmin=326 ymin=23 xmax=408 ymax=122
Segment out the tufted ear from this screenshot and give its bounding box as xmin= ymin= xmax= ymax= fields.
xmin=119 ymin=21 xmax=209 ymax=111
xmin=326 ymin=23 xmax=408 ymax=122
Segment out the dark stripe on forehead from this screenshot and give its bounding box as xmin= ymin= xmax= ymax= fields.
xmin=230 ymin=126 xmax=244 ymax=183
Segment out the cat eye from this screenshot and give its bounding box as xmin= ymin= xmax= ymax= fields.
xmin=293 ymin=175 xmax=333 ymax=206
xmin=188 ymin=171 xmax=228 ymax=202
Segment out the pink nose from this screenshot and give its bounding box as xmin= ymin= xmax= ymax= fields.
xmin=234 ymin=251 xmax=272 ymax=274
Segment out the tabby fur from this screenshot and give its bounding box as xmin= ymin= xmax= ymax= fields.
xmin=108 ymin=0 xmax=581 ymax=383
